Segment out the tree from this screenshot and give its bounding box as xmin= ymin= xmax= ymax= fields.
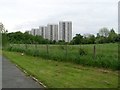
xmin=88 ymin=35 xmax=95 ymax=44
xmin=57 ymin=40 xmax=65 ymax=45
xmin=83 ymin=34 xmax=95 ymax=44
xmin=99 ymin=27 xmax=109 ymax=37
xmin=96 ymin=33 xmax=100 ymax=38
xmin=6 ymin=31 xmax=56 ymax=44
xmin=116 ymin=34 xmax=120 ymax=42
xmin=95 ymin=36 xmax=107 ymax=44
xmin=0 ymin=23 xmax=8 ymax=33
xmin=0 ymin=23 xmax=9 ymax=47
xmin=108 ymin=29 xmax=118 ymax=43
xmin=72 ymin=34 xmax=83 ymax=44
xmin=0 ymin=23 xmax=5 ymax=33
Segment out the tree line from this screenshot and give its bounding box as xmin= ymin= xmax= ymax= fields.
xmin=71 ymin=28 xmax=120 ymax=44
xmin=1 ymin=23 xmax=120 ymax=45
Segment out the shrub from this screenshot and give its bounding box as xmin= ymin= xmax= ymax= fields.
xmin=79 ymin=48 xmax=87 ymax=56
xmin=59 ymin=45 xmax=66 ymax=50
xmin=33 ymin=50 xmax=40 ymax=57
xmin=6 ymin=46 xmax=13 ymax=51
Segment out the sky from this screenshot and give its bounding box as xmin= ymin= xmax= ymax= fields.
xmin=0 ymin=0 xmax=119 ymax=37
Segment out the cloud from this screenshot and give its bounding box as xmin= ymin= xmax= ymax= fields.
xmin=0 ymin=0 xmax=119 ymax=36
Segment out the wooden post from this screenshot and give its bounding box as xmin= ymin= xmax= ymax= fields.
xmin=93 ymin=45 xmax=96 ymax=59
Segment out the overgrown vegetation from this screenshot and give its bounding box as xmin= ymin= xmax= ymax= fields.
xmin=4 ymin=43 xmax=119 ymax=70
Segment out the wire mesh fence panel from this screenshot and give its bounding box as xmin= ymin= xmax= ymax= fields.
xmin=5 ymin=43 xmax=119 ymax=70
xmin=47 ymin=45 xmax=66 ymax=61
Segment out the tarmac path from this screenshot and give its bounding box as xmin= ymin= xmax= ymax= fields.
xmin=2 ymin=56 xmax=43 ymax=88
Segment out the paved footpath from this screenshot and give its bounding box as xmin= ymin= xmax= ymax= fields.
xmin=2 ymin=56 xmax=43 ymax=88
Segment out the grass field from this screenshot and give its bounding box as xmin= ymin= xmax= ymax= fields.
xmin=5 ymin=43 xmax=119 ymax=70
xmin=3 ymin=51 xmax=119 ymax=88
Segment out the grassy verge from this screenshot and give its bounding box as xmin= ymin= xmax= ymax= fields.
xmin=3 ymin=51 xmax=118 ymax=88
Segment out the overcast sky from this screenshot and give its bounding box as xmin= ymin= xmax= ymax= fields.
xmin=0 ymin=0 xmax=119 ymax=37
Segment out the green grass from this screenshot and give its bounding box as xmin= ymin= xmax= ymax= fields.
xmin=3 ymin=51 xmax=118 ymax=88
xmin=4 ymin=43 xmax=119 ymax=70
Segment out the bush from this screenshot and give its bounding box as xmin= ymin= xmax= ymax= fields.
xmin=59 ymin=45 xmax=66 ymax=50
xmin=79 ymin=48 xmax=87 ymax=56
xmin=33 ymin=50 xmax=40 ymax=57
xmin=6 ymin=46 xmax=13 ymax=51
